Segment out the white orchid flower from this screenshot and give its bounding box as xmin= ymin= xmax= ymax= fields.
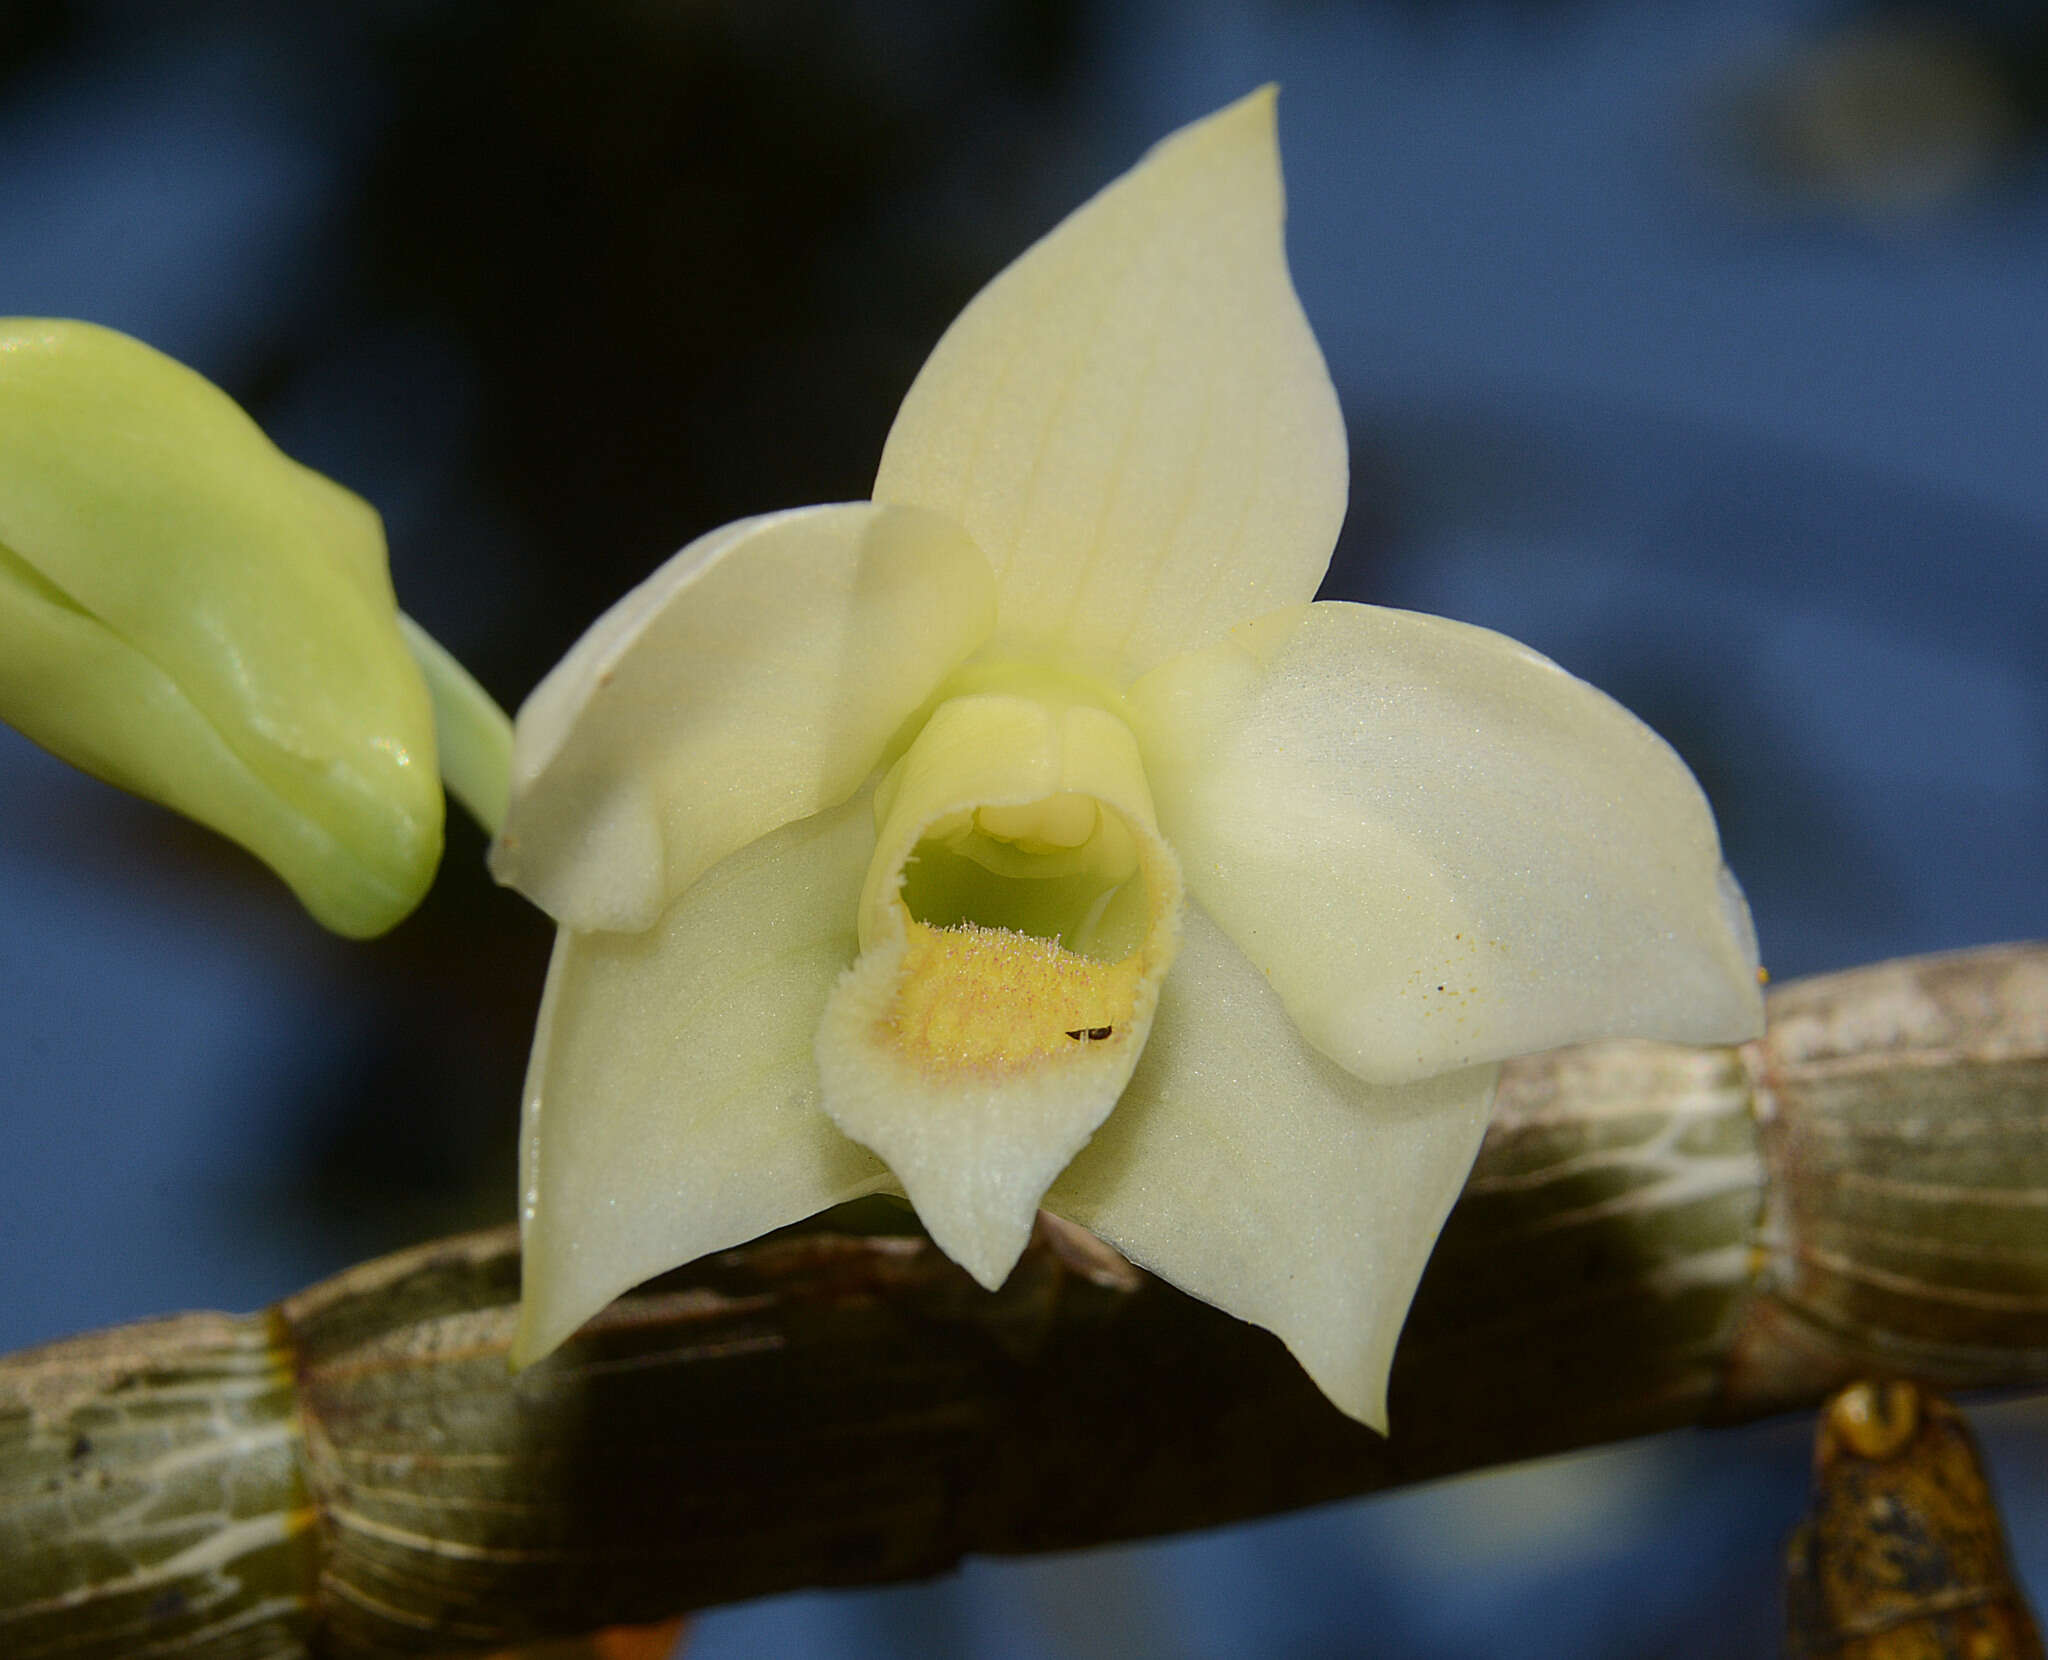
xmin=489 ymin=89 xmax=1763 ymax=1429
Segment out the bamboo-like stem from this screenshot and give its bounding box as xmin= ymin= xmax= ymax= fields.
xmin=4 ymin=943 xmax=2045 ymax=1660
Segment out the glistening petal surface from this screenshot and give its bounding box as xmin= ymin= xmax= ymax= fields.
xmin=872 ymin=87 xmax=1345 ymax=678
xmin=1130 ymin=602 xmax=1764 ymax=1086
xmin=1047 ymin=903 xmax=1497 ymax=1431
xmin=514 ymin=790 xmax=892 ymax=1366
xmin=492 ymin=503 xmax=995 ymax=933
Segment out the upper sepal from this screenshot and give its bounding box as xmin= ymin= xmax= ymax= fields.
xmin=874 ymin=87 xmax=1346 ymax=677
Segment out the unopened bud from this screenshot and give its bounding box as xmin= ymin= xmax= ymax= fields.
xmin=0 ymin=319 xmax=441 ymax=936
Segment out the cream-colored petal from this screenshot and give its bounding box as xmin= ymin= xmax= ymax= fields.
xmin=873 ymin=88 xmax=1345 ymax=679
xmin=1131 ymin=601 xmax=1764 ymax=1086
xmin=817 ymin=693 xmax=1181 ymax=1290
xmin=1047 ymin=902 xmax=1497 ymax=1431
xmin=491 ymin=502 xmax=995 ymax=933
xmin=513 ymin=787 xmax=892 ymax=1366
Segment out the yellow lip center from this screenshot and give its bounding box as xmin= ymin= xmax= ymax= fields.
xmin=841 ymin=686 xmax=1180 ymax=1078
xmin=887 ymin=920 xmax=1144 ymax=1070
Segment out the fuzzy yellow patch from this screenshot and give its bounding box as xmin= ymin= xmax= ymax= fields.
xmin=886 ymin=919 xmax=1141 ymax=1071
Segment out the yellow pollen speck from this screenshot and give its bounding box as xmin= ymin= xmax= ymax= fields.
xmin=884 ymin=918 xmax=1140 ymax=1072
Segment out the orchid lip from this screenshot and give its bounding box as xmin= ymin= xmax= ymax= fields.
xmin=813 ymin=685 xmax=1184 ymax=1290
xmin=853 ymin=685 xmax=1181 ymax=1061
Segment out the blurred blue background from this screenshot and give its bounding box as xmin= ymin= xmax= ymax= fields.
xmin=3 ymin=2 xmax=2045 ymax=1654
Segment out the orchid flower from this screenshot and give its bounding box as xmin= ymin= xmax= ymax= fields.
xmin=490 ymin=89 xmax=1763 ymax=1429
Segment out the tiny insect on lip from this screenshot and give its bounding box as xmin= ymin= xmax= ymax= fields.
xmin=1065 ymin=1026 xmax=1115 ymax=1041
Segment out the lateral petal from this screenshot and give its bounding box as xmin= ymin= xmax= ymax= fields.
xmin=1047 ymin=902 xmax=1497 ymax=1431
xmin=491 ymin=502 xmax=995 ymax=933
xmin=873 ymin=88 xmax=1345 ymax=678
xmin=513 ymin=789 xmax=892 ymax=1367
xmin=1130 ymin=601 xmax=1764 ymax=1085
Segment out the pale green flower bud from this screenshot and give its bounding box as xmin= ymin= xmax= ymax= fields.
xmin=0 ymin=318 xmax=442 ymax=937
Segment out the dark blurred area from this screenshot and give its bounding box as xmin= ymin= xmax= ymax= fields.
xmin=351 ymin=0 xmax=1093 ymax=688
xmin=2 ymin=1 xmax=2045 ymax=1655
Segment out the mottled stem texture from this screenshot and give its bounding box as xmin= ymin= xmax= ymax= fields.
xmin=5 ymin=943 xmax=2045 ymax=1659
